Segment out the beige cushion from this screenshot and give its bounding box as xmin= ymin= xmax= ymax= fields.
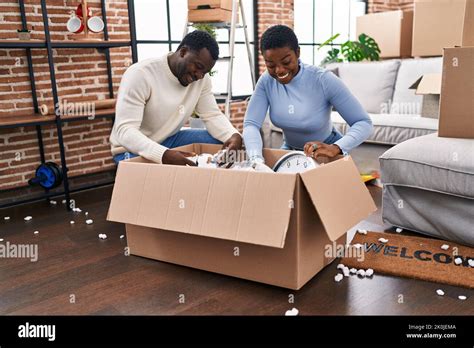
xmin=326 ymin=60 xmax=401 ymax=113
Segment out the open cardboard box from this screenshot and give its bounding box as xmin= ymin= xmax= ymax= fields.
xmin=409 ymin=73 xmax=441 ymax=119
xmin=107 ymin=144 xmax=376 ymax=290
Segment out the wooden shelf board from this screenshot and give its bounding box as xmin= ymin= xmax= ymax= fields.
xmin=59 ymin=108 xmax=116 ymax=121
xmin=0 ymin=108 xmax=115 ymax=128
xmin=0 ymin=113 xmax=54 ymax=127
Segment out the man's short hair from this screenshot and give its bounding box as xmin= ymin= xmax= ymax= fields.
xmin=260 ymin=25 xmax=299 ymax=53
xmin=177 ymin=30 xmax=220 ymax=61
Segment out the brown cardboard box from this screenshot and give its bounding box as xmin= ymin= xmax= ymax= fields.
xmin=188 ymin=8 xmax=233 ymax=23
xmin=188 ymin=0 xmax=232 ymax=11
xmin=188 ymin=0 xmax=234 ymax=23
xmin=412 ymin=0 xmax=474 ymax=57
xmin=356 ymin=10 xmax=413 ymax=58
xmin=409 ymin=73 xmax=441 ymax=118
xmin=438 ymin=46 xmax=474 ymax=138
xmin=462 ymin=0 xmax=474 ymax=45
xmin=107 ymin=144 xmax=376 ymax=290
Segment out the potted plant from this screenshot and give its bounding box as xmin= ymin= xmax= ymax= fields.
xmin=318 ymin=33 xmax=381 ymax=66
xmin=17 ymin=28 xmax=31 ymax=40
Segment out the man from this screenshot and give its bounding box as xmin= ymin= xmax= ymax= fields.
xmin=110 ymin=30 xmax=242 ymax=166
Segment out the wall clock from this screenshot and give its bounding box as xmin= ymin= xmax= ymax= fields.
xmin=272 ymin=151 xmax=319 ymax=173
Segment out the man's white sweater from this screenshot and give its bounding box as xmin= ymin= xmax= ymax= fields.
xmin=110 ymin=53 xmax=239 ymax=163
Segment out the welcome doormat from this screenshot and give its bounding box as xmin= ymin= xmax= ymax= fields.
xmin=341 ymin=232 xmax=474 ymax=289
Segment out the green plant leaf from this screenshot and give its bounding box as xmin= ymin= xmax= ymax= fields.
xmin=193 ymin=23 xmax=217 ymax=39
xmin=358 ymin=33 xmax=381 ymax=61
xmin=341 ymin=41 xmax=365 ymax=62
xmin=319 ymin=31 xmax=381 ymax=65
xmin=320 ymin=48 xmax=342 ymax=66
xmin=318 ymin=33 xmax=340 ymax=50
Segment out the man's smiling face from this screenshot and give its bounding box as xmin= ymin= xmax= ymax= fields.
xmin=175 ymin=46 xmax=216 ymax=87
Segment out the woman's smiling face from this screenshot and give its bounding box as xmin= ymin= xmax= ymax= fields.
xmin=263 ymin=46 xmax=300 ymax=85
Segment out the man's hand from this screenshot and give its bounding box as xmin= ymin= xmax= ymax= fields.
xmin=303 ymin=141 xmax=342 ymax=159
xmin=162 ymin=149 xmax=197 ymax=166
xmin=222 ymin=133 xmax=243 ymax=151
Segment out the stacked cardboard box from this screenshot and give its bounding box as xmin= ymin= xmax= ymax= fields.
xmin=108 ymin=144 xmax=376 ymax=290
xmin=356 ymin=10 xmax=413 ymax=58
xmin=188 ymin=0 xmax=234 ymax=23
xmin=412 ymin=0 xmax=473 ymax=57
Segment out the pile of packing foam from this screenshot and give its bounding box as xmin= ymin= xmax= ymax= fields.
xmin=187 ymin=150 xmax=273 ymax=173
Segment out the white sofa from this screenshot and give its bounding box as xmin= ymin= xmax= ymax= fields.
xmin=264 ymin=57 xmax=442 ymax=148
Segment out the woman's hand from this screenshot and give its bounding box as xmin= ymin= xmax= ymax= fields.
xmin=303 ymin=141 xmax=342 ymax=159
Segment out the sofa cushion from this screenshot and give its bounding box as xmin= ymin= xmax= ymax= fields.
xmin=272 ymin=112 xmax=438 ymax=146
xmin=380 ymin=133 xmax=474 ymax=199
xmin=326 ymin=60 xmax=401 ymax=114
xmin=390 ymin=57 xmax=443 ymax=114
xmin=331 ymin=112 xmax=437 ymax=145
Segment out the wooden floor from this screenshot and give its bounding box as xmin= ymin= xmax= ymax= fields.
xmin=0 ymin=184 xmax=472 ymax=315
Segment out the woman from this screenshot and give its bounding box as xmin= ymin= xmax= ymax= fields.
xmin=243 ymin=25 xmax=373 ymax=163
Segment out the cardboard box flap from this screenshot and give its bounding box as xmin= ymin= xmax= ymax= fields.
xmin=409 ymin=74 xmax=442 ymax=95
xmin=299 ymin=157 xmax=377 ymax=242
xmin=108 ymin=162 xmax=297 ymax=248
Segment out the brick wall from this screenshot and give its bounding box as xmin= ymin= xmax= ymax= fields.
xmin=1 ymin=119 xmax=113 ymax=188
xmin=368 ymin=0 xmax=414 ymax=13
xmin=257 ymin=0 xmax=294 ymax=73
xmin=0 ymin=0 xmax=130 ymax=190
